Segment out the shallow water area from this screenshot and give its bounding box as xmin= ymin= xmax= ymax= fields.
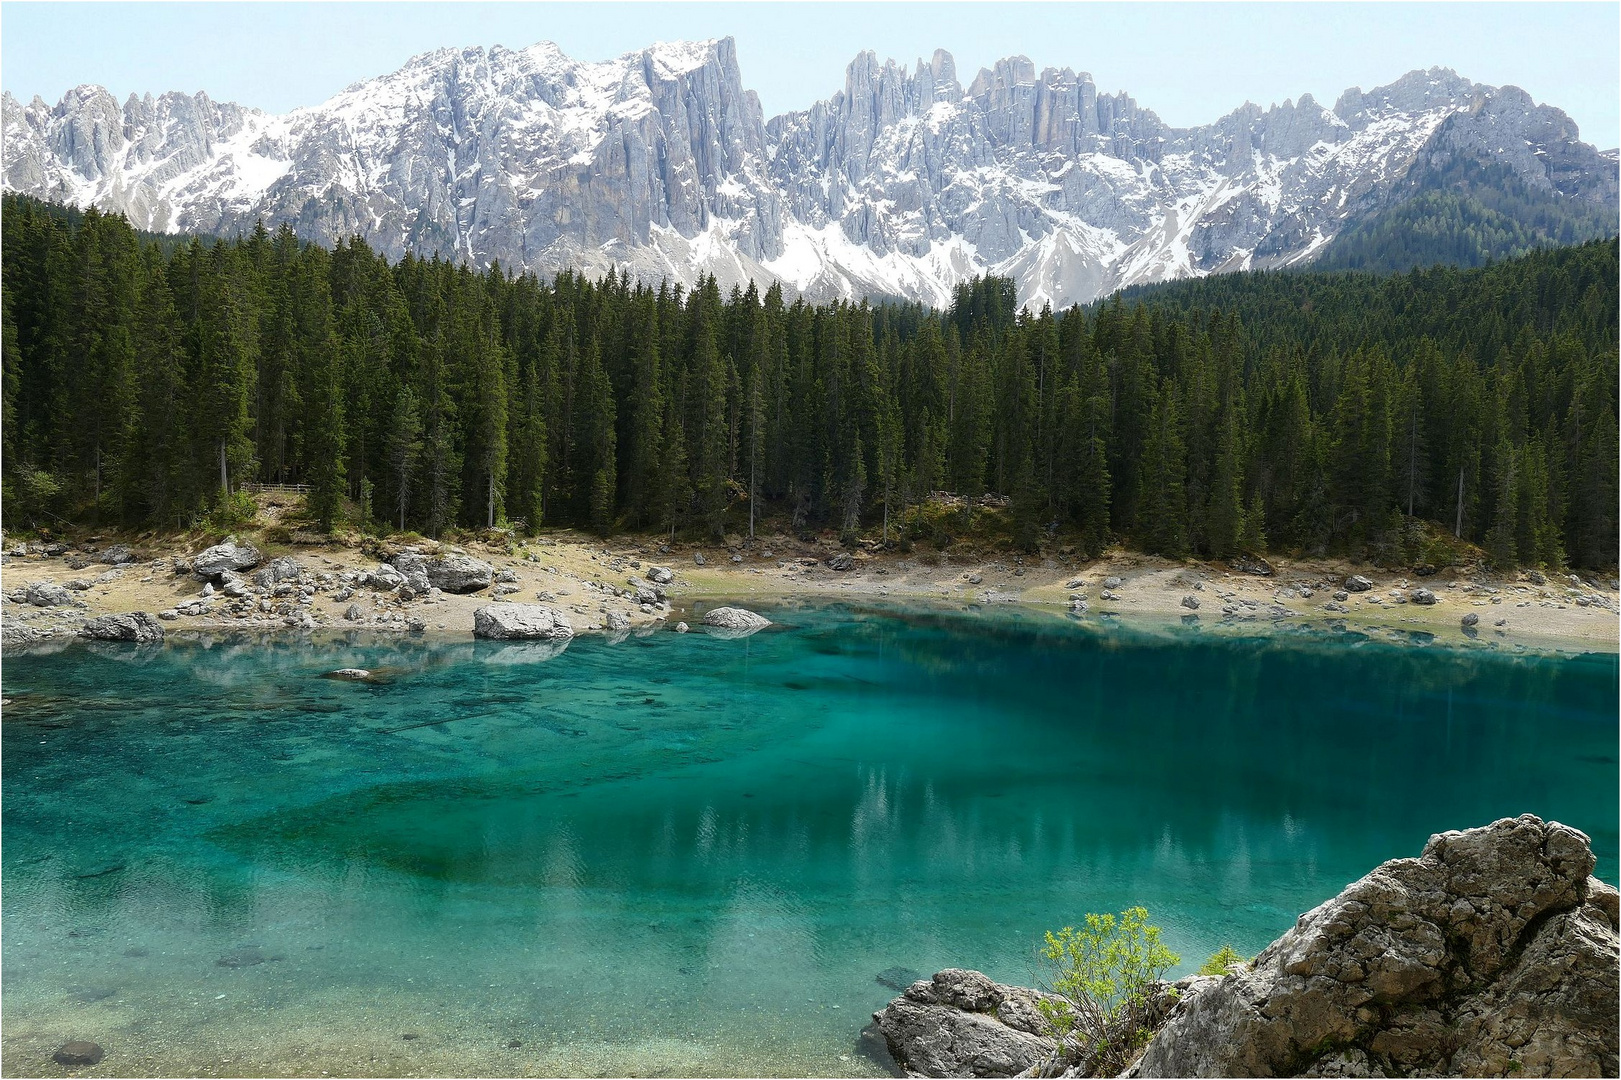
xmin=2 ymin=603 xmax=1616 ymax=1077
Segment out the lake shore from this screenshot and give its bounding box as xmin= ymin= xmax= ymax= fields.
xmin=3 ymin=528 xmax=1616 ymax=655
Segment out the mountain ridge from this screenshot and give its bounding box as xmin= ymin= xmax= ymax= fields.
xmin=5 ymin=37 xmax=1615 ymax=307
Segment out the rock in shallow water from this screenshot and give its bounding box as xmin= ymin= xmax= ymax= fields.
xmin=52 ymin=1041 xmax=104 ymax=1067
xmin=701 ymin=606 xmax=771 ymax=637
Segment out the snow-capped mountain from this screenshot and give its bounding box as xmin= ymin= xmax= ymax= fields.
xmin=5 ymin=38 xmax=1615 ymax=308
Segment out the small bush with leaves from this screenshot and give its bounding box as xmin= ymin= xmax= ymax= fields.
xmin=1037 ymin=907 xmax=1180 ymax=1075
xmin=1197 ymin=944 xmax=1245 ymax=976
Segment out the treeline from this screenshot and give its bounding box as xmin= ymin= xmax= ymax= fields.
xmin=1314 ymin=157 xmax=1618 ymax=275
xmin=2 ymin=196 xmax=1616 ymax=569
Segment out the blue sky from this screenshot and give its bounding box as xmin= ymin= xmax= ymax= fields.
xmin=4 ymin=2 xmax=1618 ymax=149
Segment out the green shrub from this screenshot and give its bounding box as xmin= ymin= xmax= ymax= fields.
xmin=204 ymin=490 xmax=259 ymax=532
xmin=1037 ymin=906 xmax=1180 ymax=1075
xmin=1197 ymin=944 xmax=1245 ymax=976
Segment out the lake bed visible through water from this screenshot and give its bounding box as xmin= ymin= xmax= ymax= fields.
xmin=2 ymin=604 xmax=1616 ymax=1077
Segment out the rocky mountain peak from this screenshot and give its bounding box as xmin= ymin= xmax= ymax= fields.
xmin=4 ymin=41 xmax=1614 ymax=309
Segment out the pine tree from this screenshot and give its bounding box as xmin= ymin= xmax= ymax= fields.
xmin=385 ymin=386 xmax=424 ymax=532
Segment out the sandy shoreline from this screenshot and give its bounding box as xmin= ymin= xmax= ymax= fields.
xmin=3 ymin=527 xmax=1617 ymax=656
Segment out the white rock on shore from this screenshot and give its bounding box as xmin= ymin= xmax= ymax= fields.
xmin=472 ymin=604 xmax=574 ymax=641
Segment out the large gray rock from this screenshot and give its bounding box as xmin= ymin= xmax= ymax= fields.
xmin=395 ymin=551 xmax=493 ymax=593
xmin=472 ymin=604 xmax=573 ymax=641
xmin=251 ymin=555 xmax=303 ymax=588
xmin=79 ymin=611 xmax=165 ymax=643
xmin=24 ymin=580 xmax=73 ymax=606
xmin=870 ymin=969 xmax=1061 ymax=1078
xmin=701 ymin=606 xmax=771 ymax=636
xmin=193 ymin=540 xmax=262 ymax=576
xmin=1133 ymin=815 xmax=1619 ymax=1078
xmin=1343 ymin=574 xmax=1374 ymax=592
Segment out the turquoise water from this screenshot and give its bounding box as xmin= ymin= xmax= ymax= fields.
xmin=2 ymin=605 xmax=1616 ymax=1077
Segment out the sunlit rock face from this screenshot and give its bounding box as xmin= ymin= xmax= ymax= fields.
xmin=5 ymin=41 xmax=1615 ymax=308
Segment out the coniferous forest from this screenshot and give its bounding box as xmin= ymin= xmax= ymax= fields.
xmin=2 ymin=194 xmax=1616 ymax=569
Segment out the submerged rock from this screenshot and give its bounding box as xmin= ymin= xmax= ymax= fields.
xmin=79 ymin=612 xmax=164 ymax=644
xmin=52 ymin=1041 xmax=104 ymax=1067
xmin=871 ymin=968 xmax=1061 ymax=1078
xmin=1132 ymin=814 xmax=1619 ymax=1078
xmin=321 ymin=669 xmax=372 ymax=681
xmin=473 ymin=604 xmax=573 ymax=641
xmin=876 ymin=966 xmax=924 ymax=992
xmin=702 ymin=606 xmax=771 ymax=636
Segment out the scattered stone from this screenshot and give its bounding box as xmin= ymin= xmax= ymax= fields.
xmin=79 ymin=613 xmax=164 ymax=644
xmin=606 ymin=611 xmax=630 ymax=632
xmin=1230 ymin=553 xmax=1274 ymax=576
xmin=193 ymin=540 xmax=262 ymax=577
xmin=494 ymin=568 xmax=519 ymax=584
xmin=827 ymin=552 xmax=855 ymax=571
xmin=1344 ymin=574 xmax=1374 ymax=592
xmin=1527 ymin=569 xmax=1547 ymax=586
xmin=472 ymin=604 xmax=574 ymax=641
xmin=344 ymin=603 xmax=364 ymax=621
xmin=674 ymin=622 xmax=689 ymax=633
xmin=1410 ymin=587 xmax=1437 ymax=605
xmin=1414 ymin=563 xmax=1438 ymax=576
xmin=693 ymin=551 xmax=706 ymax=566
xmin=730 ymin=553 xmax=743 ymax=563
xmin=1103 ymin=575 xmax=1123 ymax=589
xmin=967 ymin=573 xmax=983 ymax=585
xmin=1462 ymin=612 xmax=1480 ymax=627
xmin=1333 ymin=590 xmax=1349 ymax=602
xmin=1180 ymin=595 xmax=1200 ymax=610
xmin=52 ymin=1042 xmax=104 ymax=1067
xmin=648 ymin=566 xmax=673 ymax=585
xmin=63 ymin=578 xmax=94 ymax=591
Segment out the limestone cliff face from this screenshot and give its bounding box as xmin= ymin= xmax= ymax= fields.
xmin=1133 ymin=815 xmax=1619 ymax=1078
xmin=5 ymin=42 xmax=1615 ymax=308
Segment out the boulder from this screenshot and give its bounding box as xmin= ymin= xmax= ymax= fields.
xmin=693 ymin=551 xmax=707 ymax=566
xmin=472 ymin=604 xmax=573 ymax=641
xmin=828 ymin=552 xmax=855 ymax=571
xmin=24 ymin=581 xmax=73 ymax=606
xmin=1132 ymin=815 xmax=1619 ymax=1078
xmin=675 ymin=622 xmax=689 ymax=633
xmin=344 ymin=603 xmax=364 ymax=621
xmin=251 ymin=556 xmax=303 ymax=588
xmin=1180 ymin=595 xmax=1200 ymax=610
xmin=1410 ymin=587 xmax=1437 ymax=605
xmin=1103 ymin=576 xmax=1124 ymax=589
xmin=648 ymin=566 xmax=673 ymax=585
xmin=395 ymin=552 xmax=492 ymax=593
xmin=1230 ymin=554 xmax=1275 ymax=576
xmin=193 ymin=540 xmax=262 ymax=577
xmin=605 ymin=611 xmax=630 ymax=632
xmin=98 ymin=543 xmax=135 ymax=565
xmin=366 ymin=563 xmax=407 ymax=591
xmin=79 ymin=612 xmax=165 ymax=643
xmin=1344 ymin=574 xmax=1374 ymax=592
xmin=870 ymin=968 xmax=1061 ymax=1078
xmin=701 ymin=606 xmax=771 ymax=637
xmin=1461 ymin=612 xmax=1480 ymax=627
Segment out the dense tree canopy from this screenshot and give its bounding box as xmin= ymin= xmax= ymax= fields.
xmin=3 ymin=195 xmax=1615 ymax=569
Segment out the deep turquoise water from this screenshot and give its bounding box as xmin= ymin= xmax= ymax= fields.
xmin=2 ymin=605 xmax=1616 ymax=1077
